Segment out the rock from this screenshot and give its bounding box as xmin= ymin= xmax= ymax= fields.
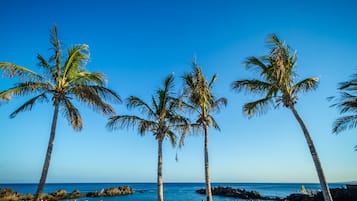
xmin=196 ymin=186 xmax=281 ymax=200
xmin=0 ymin=186 xmax=134 ymax=201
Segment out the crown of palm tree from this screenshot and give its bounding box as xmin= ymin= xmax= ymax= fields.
xmin=0 ymin=25 xmax=121 ymax=130
xmin=107 ymin=74 xmax=189 ymax=143
xmin=231 ymin=34 xmax=318 ymax=117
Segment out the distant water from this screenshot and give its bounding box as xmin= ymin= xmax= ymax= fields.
xmin=0 ymin=183 xmax=345 ymax=201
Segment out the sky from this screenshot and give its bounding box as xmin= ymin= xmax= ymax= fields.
xmin=0 ymin=0 xmax=357 ymax=184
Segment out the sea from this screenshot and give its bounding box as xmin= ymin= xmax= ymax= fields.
xmin=0 ymin=183 xmax=346 ymax=201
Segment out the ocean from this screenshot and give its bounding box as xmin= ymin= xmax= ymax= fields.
xmin=0 ymin=183 xmax=345 ymax=201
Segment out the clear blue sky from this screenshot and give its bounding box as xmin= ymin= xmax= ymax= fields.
xmin=0 ymin=0 xmax=356 ymax=183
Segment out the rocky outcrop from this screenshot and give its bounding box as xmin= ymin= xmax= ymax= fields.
xmin=0 ymin=186 xmax=134 ymax=201
xmin=196 ymin=186 xmax=281 ymax=200
xmin=196 ymin=186 xmax=357 ymax=201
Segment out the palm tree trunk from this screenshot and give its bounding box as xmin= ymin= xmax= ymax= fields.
xmin=204 ymin=125 xmax=213 ymax=201
xmin=290 ymin=106 xmax=333 ymax=201
xmin=34 ymin=100 xmax=60 ymax=201
xmin=157 ymin=139 xmax=164 ymax=201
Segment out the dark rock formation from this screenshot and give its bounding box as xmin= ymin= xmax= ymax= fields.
xmin=196 ymin=186 xmax=357 ymax=201
xmin=196 ymin=186 xmax=281 ymax=200
xmin=0 ymin=186 xmax=134 ymax=201
xmin=285 ymin=188 xmax=356 ymax=201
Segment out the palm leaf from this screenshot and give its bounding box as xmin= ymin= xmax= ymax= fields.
xmin=0 ymin=82 xmax=50 ymax=100
xmin=292 ymin=77 xmax=319 ymax=94
xmin=0 ymin=62 xmax=42 ymax=80
xmin=243 ymin=97 xmax=274 ymax=117
xmin=62 ymin=98 xmax=83 ymax=131
xmin=72 ymin=85 xmax=116 ymax=116
xmin=127 ymin=96 xmax=156 ymax=118
xmin=332 ymin=115 xmax=357 ymax=134
xmin=9 ymin=93 xmax=47 ymax=118
xmin=231 ymin=79 xmax=273 ymax=95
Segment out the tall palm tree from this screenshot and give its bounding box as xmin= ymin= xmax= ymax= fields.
xmin=181 ymin=61 xmax=227 ymax=201
xmin=330 ymin=72 xmax=357 ymax=150
xmin=107 ymin=74 xmax=189 ymax=201
xmin=0 ymin=26 xmax=121 ymax=201
xmin=231 ymin=34 xmax=333 ymax=201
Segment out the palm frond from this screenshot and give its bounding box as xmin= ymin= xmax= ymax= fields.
xmin=210 ymin=97 xmax=227 ymax=113
xmin=0 ymin=82 xmax=50 ymax=100
xmin=72 ymin=85 xmax=116 ymax=116
xmin=330 ymin=92 xmax=357 ymax=114
xmin=231 ymin=79 xmax=273 ymax=95
xmin=49 ymin=25 xmax=62 ymax=78
xmin=9 ymin=93 xmax=48 ymax=118
xmin=0 ymin=62 xmax=43 ymax=80
xmin=70 ymin=71 xmax=105 ymax=86
xmin=62 ymin=98 xmax=83 ymax=131
xmin=127 ymin=96 xmax=156 ymax=118
xmin=165 ymin=130 xmax=177 ymax=147
xmin=208 ymin=74 xmax=217 ymax=89
xmin=332 ymin=115 xmax=357 ymax=134
xmin=63 ymin=44 xmax=90 ymax=79
xmin=243 ymin=97 xmax=274 ymax=117
xmin=208 ymin=115 xmax=220 ymax=131
xmin=243 ymin=56 xmax=269 ymax=73
xmin=107 ymin=115 xmax=153 ymax=132
xmin=292 ymin=77 xmax=319 ymax=94
xmin=37 ymin=54 xmax=56 ymax=82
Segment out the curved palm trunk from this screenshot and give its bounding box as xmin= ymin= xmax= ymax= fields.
xmin=290 ymin=106 xmax=333 ymax=201
xmin=157 ymin=139 xmax=164 ymax=201
xmin=204 ymin=125 xmax=213 ymax=201
xmin=34 ymin=100 xmax=60 ymax=201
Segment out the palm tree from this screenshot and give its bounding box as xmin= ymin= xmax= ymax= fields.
xmin=107 ymin=74 xmax=189 ymax=201
xmin=181 ymin=61 xmax=227 ymax=201
xmin=330 ymin=72 xmax=357 ymax=150
xmin=231 ymin=34 xmax=333 ymax=201
xmin=0 ymin=26 xmax=121 ymax=201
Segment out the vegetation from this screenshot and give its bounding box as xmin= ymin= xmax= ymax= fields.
xmin=0 ymin=26 xmax=121 ymax=201
xmin=231 ymin=34 xmax=333 ymax=201
xmin=107 ymin=74 xmax=189 ymax=201
xmin=330 ymin=71 xmax=357 ymax=150
xmin=181 ymin=60 xmax=227 ymax=201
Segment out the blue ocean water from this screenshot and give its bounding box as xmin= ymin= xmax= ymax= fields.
xmin=0 ymin=183 xmax=345 ymax=201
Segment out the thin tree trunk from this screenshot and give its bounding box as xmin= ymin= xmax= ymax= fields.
xmin=157 ymin=139 xmax=164 ymax=201
xmin=34 ymin=100 xmax=60 ymax=201
xmin=290 ymin=106 xmax=333 ymax=201
xmin=204 ymin=125 xmax=213 ymax=201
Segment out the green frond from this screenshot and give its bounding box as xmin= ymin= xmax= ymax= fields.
xmin=208 ymin=74 xmax=217 ymax=89
xmin=72 ymin=85 xmax=116 ymax=116
xmin=127 ymin=96 xmax=156 ymax=118
xmin=37 ymin=54 xmax=56 ymax=81
xmin=231 ymin=79 xmax=273 ymax=94
xmin=49 ymin=25 xmax=61 ymax=78
xmin=165 ymin=130 xmax=177 ymax=147
xmin=243 ymin=56 xmax=269 ymax=73
xmin=332 ymin=115 xmax=357 ymax=134
xmin=70 ymin=71 xmax=105 ymax=85
xmin=0 ymin=62 xmax=42 ymax=80
xmin=333 ymin=92 xmax=357 ymax=114
xmin=62 ymin=98 xmax=83 ymax=131
xmin=0 ymin=82 xmax=50 ymax=100
xmin=210 ymin=97 xmax=227 ymax=113
xmin=243 ymin=97 xmax=274 ymax=117
xmin=63 ymin=44 xmax=90 ymax=79
xmin=9 ymin=93 xmax=47 ymax=118
xmin=292 ymin=77 xmax=319 ymax=94
xmin=208 ymin=115 xmax=220 ymax=131
xmin=107 ymin=115 xmax=153 ymax=132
